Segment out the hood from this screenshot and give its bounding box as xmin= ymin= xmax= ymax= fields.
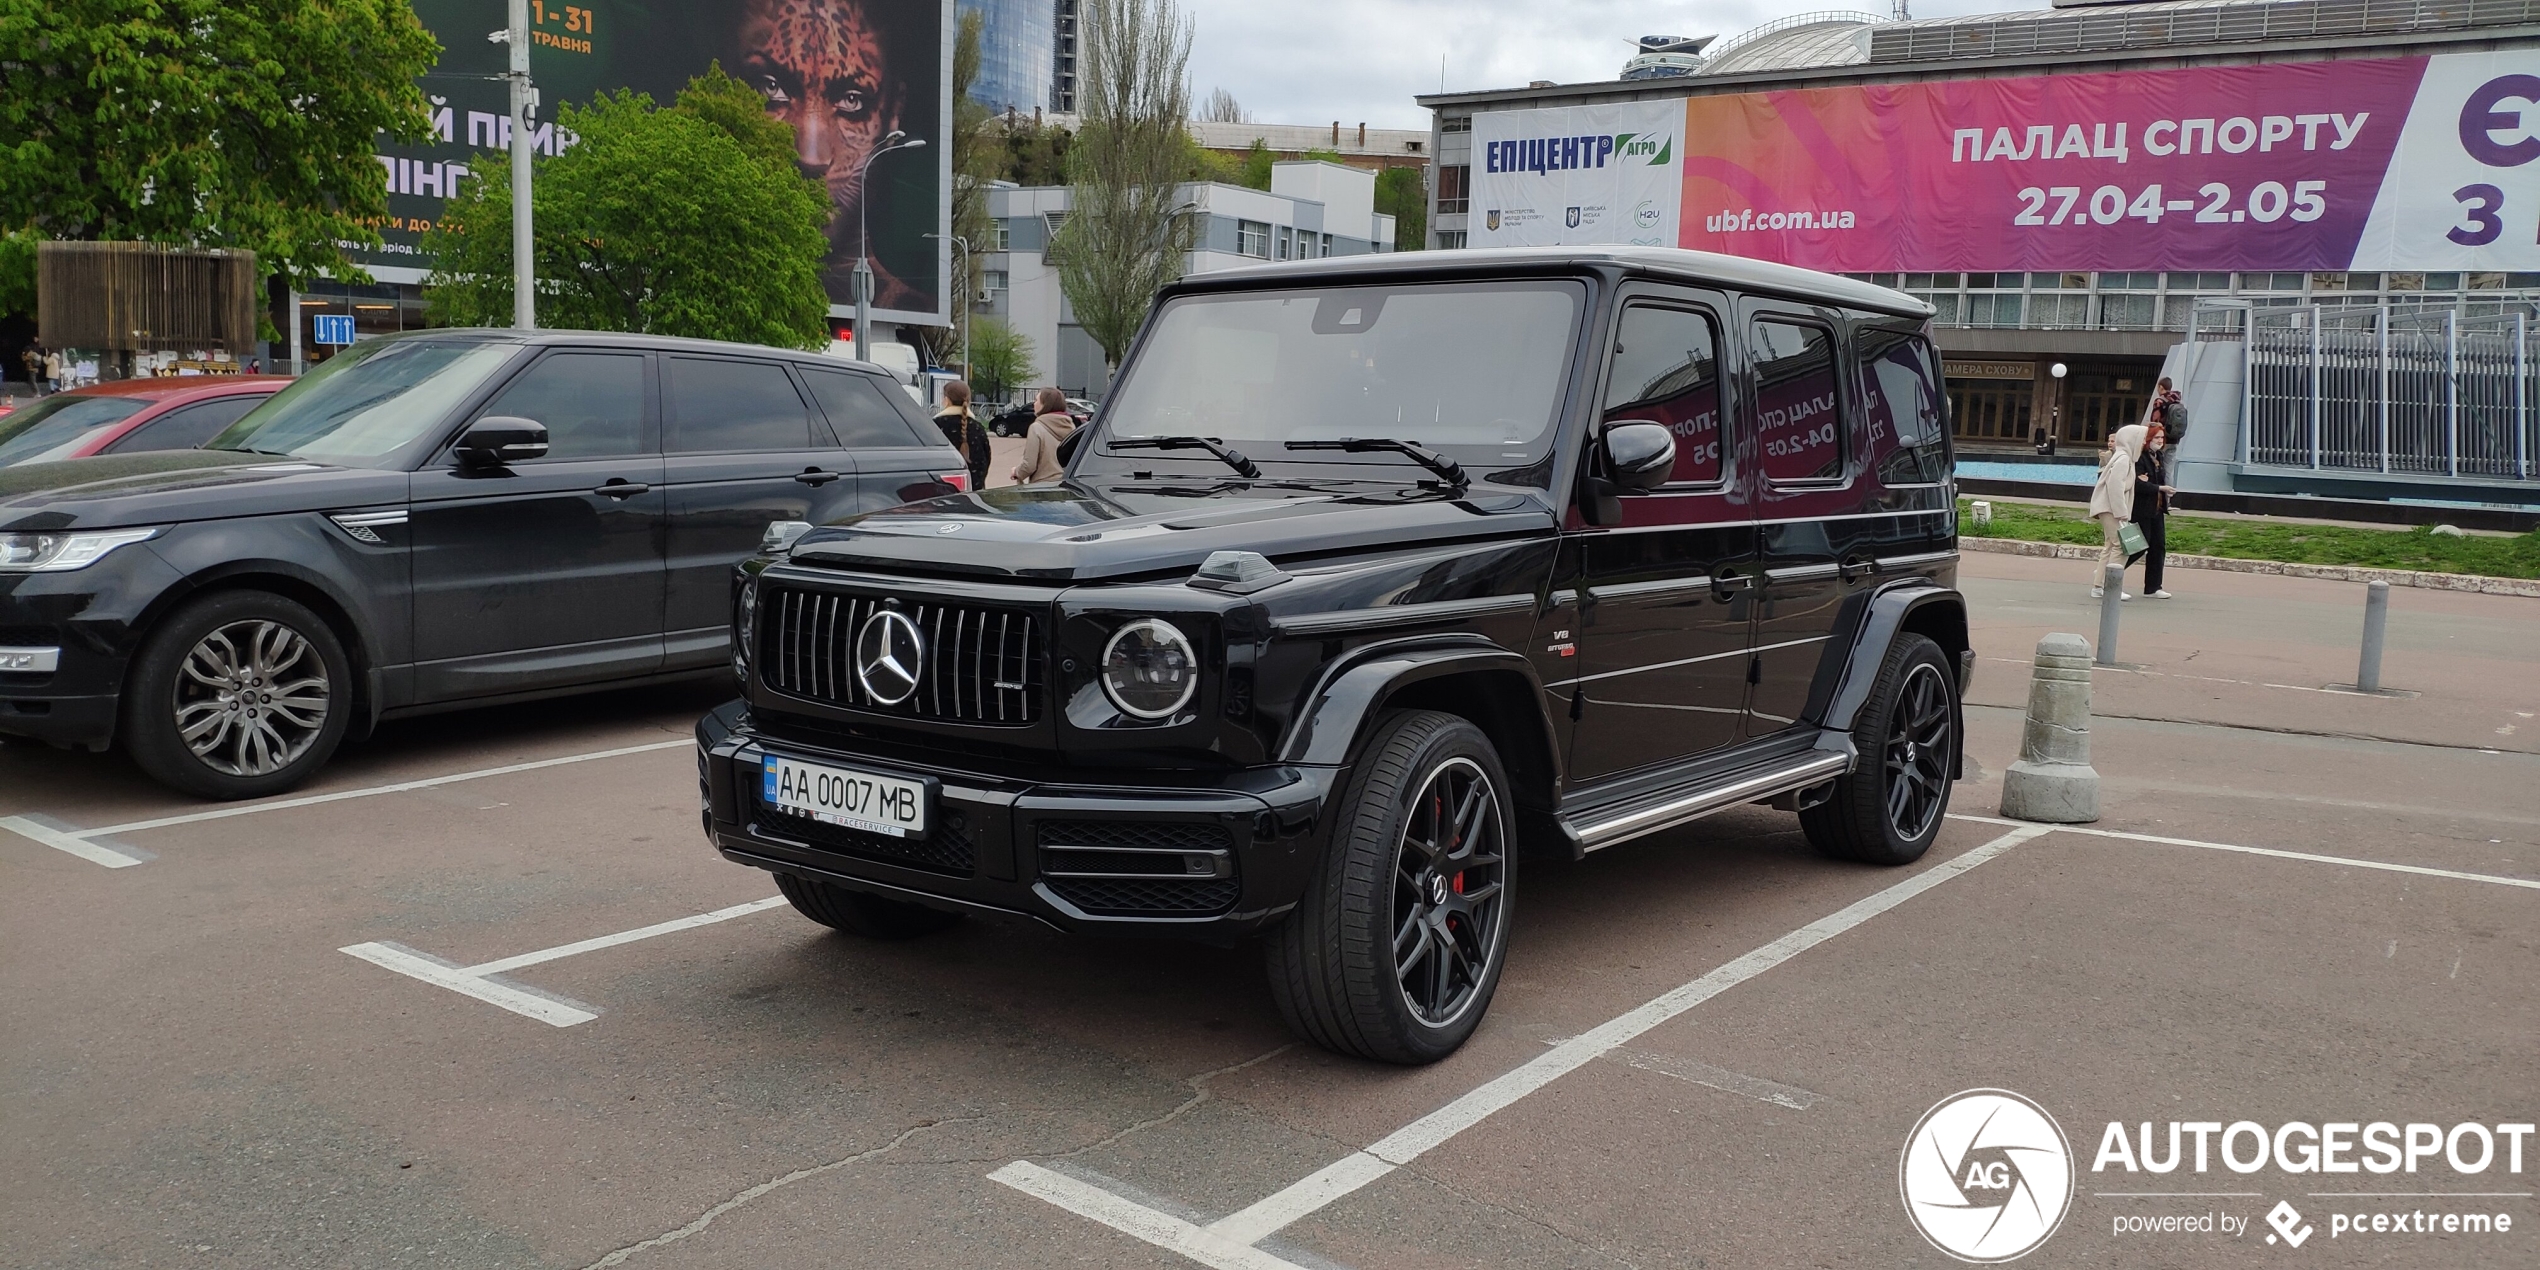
xmin=786 ymin=480 xmax=1556 ymax=583
xmin=0 ymin=451 xmax=408 ymax=532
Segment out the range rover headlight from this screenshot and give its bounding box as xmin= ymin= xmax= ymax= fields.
xmin=1100 ymin=618 xmax=1198 ymax=720
xmin=0 ymin=527 xmax=162 ymax=572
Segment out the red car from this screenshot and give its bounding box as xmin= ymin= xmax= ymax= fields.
xmin=0 ymin=375 xmax=289 ymax=467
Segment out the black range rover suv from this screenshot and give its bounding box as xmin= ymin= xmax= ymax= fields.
xmin=0 ymin=330 xmax=962 ymax=797
xmin=699 ymin=247 xmax=1968 ymax=1063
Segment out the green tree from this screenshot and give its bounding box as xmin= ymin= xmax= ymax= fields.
xmin=0 ymin=0 xmax=440 ymax=284
xmin=964 ymin=315 xmax=1037 ymax=404
xmin=424 ymin=68 xmax=831 ymax=349
xmin=1052 ymin=0 xmax=1196 ymax=374
xmin=929 ymin=8 xmax=999 ymax=367
xmin=997 ymin=117 xmax=1075 ymax=186
xmin=0 ymin=230 xmax=37 ymax=320
xmin=1375 ymin=166 xmax=1427 ymax=251
xmin=1235 ymin=139 xmax=1275 ymax=190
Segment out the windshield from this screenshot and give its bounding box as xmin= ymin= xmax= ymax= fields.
xmin=209 ymin=338 xmax=519 ymax=467
xmin=0 ymin=396 xmax=146 ymax=466
xmin=1099 ymin=280 xmax=1584 ymax=474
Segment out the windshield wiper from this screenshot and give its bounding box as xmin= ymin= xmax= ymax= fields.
xmin=1107 ymin=435 xmax=1263 ymax=480
xmin=1284 ymin=437 xmax=1467 ymax=489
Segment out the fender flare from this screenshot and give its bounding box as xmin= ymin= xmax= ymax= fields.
xmin=1817 ymin=580 xmax=1967 ymax=737
xmin=1275 ymin=634 xmax=1557 ymax=775
xmin=132 ymin=554 xmax=391 ymax=738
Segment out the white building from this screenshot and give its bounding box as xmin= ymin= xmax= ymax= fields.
xmin=977 ymin=161 xmax=1397 ymax=399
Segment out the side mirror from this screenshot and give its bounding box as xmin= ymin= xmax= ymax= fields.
xmin=1603 ymin=421 xmax=1677 ymax=491
xmin=455 ymin=416 xmax=549 ymax=467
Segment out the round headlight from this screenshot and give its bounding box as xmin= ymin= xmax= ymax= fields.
xmin=1100 ymin=619 xmax=1198 ymax=720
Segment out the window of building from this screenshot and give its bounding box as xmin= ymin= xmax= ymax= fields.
xmin=981 ymin=269 xmax=1008 ymax=296
xmin=1440 ymin=116 xmax=1472 ymax=134
xmin=1277 ymin=226 xmax=1293 ymax=260
xmin=1436 ymin=164 xmax=1470 ymax=215
xmin=994 ymin=222 xmax=1011 ymax=251
xmin=1237 ymin=219 xmax=1270 ymax=258
xmin=2030 ymin=293 xmax=2089 ymax=327
xmin=1321 ymin=232 xmax=1334 ymax=256
xmin=2099 ymin=294 xmax=2157 ymax=329
xmin=1966 ymin=293 xmax=2022 ymax=327
xmin=1436 ymin=230 xmax=1467 ymax=249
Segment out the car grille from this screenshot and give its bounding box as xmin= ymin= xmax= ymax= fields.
xmin=1038 ymin=821 xmax=1239 ymax=917
xmin=754 ymin=801 xmax=976 ymax=876
xmin=759 ymin=585 xmax=1044 ymax=725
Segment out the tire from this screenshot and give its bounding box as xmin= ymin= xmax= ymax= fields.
xmin=122 ymin=590 xmax=353 ymax=800
xmin=775 ymin=872 xmax=961 ymax=939
xmin=1801 ymin=633 xmax=1956 ymax=866
xmin=1266 ymin=710 xmax=1516 ymax=1064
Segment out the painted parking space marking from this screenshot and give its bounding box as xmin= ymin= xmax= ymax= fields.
xmin=1 ymin=739 xmax=688 ymax=868
xmin=1947 ymin=813 xmax=2540 ymax=891
xmin=342 ymin=895 xmax=786 ymax=1027
xmin=993 ymin=824 xmax=2051 ymax=1262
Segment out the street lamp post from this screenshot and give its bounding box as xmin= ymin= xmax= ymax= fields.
xmin=854 ymin=131 xmax=927 ymax=362
xmin=924 ymin=231 xmax=970 ymax=378
xmin=505 ymin=0 xmax=534 ymax=330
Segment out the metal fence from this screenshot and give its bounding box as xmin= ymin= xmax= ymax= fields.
xmin=2221 ymin=302 xmax=2540 ymax=480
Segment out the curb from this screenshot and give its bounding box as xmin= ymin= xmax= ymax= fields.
xmin=1959 ymin=536 xmax=2540 ymax=597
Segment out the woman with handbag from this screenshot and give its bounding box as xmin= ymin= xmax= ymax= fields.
xmin=2087 ymin=423 xmax=2151 ymax=600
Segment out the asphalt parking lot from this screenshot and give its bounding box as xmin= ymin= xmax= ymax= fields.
xmin=5 ymin=552 xmax=2534 ymax=1269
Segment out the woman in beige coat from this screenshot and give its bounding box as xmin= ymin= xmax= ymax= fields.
xmin=2087 ymin=423 xmax=2149 ymax=599
xmin=1010 ymin=387 xmax=1077 ymax=484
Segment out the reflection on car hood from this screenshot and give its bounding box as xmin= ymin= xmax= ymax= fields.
xmin=0 ymin=451 xmax=406 ymax=531
xmin=786 ymin=480 xmax=1556 ymax=582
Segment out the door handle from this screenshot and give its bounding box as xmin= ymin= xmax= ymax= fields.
xmin=794 ymin=468 xmax=842 ymax=486
xmin=1840 ymin=556 xmax=1877 ymax=581
xmin=1711 ymin=569 xmax=1756 ymax=601
xmin=593 ymin=480 xmax=650 ymax=499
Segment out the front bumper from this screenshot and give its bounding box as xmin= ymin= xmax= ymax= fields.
xmin=695 ymin=702 xmax=1339 ymax=940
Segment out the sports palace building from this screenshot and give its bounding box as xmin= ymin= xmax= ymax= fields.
xmin=1418 ymin=0 xmax=2540 ymax=492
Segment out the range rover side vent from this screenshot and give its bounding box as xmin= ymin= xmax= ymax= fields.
xmin=760 ymin=585 xmax=1043 ymax=726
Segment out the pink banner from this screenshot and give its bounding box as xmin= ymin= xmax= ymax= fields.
xmin=1676 ymin=58 xmax=2430 ymax=272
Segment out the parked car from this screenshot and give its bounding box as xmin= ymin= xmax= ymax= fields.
xmin=696 ymin=247 xmax=1967 ymax=1063
xmin=0 ymin=330 xmax=966 ymax=798
xmin=0 ymin=376 xmax=289 ymax=467
xmin=984 ymin=401 xmax=1036 ymax=437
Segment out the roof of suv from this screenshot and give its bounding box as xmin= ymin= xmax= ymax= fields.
xmin=1183 ymin=245 xmax=1934 ymax=319
xmin=394 ymin=328 xmax=900 ymax=376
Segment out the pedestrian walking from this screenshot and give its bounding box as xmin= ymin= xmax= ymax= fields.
xmin=1009 ymin=387 xmax=1077 ymax=485
xmin=20 ymin=344 xmax=43 ymax=394
xmin=43 ymin=348 xmax=62 ymax=395
xmin=931 ymin=379 xmax=992 ymax=492
xmin=2087 ymin=422 xmax=2150 ymax=600
xmin=2133 ymin=422 xmax=2175 ymax=599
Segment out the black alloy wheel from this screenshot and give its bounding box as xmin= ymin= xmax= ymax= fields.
xmin=1801 ymin=633 xmax=1955 ymax=866
xmin=124 ymin=590 xmax=355 ymax=800
xmin=1267 ymin=710 xmax=1517 ymax=1064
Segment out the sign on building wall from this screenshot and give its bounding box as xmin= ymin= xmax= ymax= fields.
xmin=363 ymin=0 xmax=951 ymax=326
xmin=1473 ymin=53 xmax=2540 ymax=272
xmin=1468 ymin=102 xmax=1684 ymax=248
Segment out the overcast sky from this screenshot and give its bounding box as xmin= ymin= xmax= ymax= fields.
xmin=1180 ymin=0 xmax=2052 ymax=131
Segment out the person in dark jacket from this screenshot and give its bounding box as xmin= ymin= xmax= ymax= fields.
xmin=932 ymin=380 xmax=992 ymax=491
xmin=2134 ymin=422 xmax=2175 ymax=598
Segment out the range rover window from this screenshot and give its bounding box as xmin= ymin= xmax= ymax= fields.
xmin=209 ymin=338 xmax=519 ymax=468
xmin=473 ymin=352 xmax=649 ymax=459
xmin=665 ymin=357 xmax=813 ymax=452
xmin=1604 ymin=303 xmax=1724 ymax=486
xmin=1100 ymin=280 xmax=1584 ymax=471
xmin=800 ymin=367 xmax=934 ymax=447
xmin=1749 ymin=318 xmax=1846 ymax=483
xmin=1855 ymin=328 xmax=1950 ymax=485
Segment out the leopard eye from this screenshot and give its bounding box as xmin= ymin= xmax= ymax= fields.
xmin=757 ymin=76 xmax=791 ymax=106
xmin=832 ymin=90 xmax=868 ymax=117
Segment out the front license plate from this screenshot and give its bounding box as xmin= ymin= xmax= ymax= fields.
xmin=762 ymin=755 xmax=931 ymax=839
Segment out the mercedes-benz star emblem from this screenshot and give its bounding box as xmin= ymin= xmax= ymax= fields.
xmin=854 ymin=609 xmax=926 ymax=705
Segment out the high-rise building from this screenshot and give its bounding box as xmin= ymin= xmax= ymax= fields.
xmin=960 ymin=0 xmax=1054 ymax=114
xmin=1051 ymin=0 xmax=1078 ymax=113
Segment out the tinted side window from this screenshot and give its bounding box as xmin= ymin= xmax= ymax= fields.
xmin=477 ymin=352 xmax=649 ymax=459
xmin=105 ymin=395 xmax=264 ymax=454
xmin=666 ymin=357 xmax=811 ymax=452
xmin=801 ymin=367 xmax=931 ymax=447
xmin=1749 ymin=319 xmax=1845 ymax=483
xmin=1604 ymin=303 xmax=1724 ymax=485
xmin=1856 ymin=328 xmax=1949 ymax=484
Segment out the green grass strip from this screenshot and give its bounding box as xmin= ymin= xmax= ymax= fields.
xmin=1956 ymin=498 xmax=2540 ymax=580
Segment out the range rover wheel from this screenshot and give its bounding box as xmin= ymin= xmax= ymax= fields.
xmin=1267 ymin=710 xmax=1514 ymax=1064
xmin=775 ymin=872 xmax=961 ymax=939
xmin=123 ymin=591 xmax=352 ymax=800
xmin=1801 ymin=633 xmax=1955 ymax=866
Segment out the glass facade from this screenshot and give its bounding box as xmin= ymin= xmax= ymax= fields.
xmin=960 ymin=0 xmax=1052 ymax=114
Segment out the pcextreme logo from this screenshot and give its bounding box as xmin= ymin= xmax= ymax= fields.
xmin=1900 ymin=1089 xmax=2076 ymax=1262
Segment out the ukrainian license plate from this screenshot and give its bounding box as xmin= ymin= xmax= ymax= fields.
xmin=761 ymin=754 xmax=930 ymax=838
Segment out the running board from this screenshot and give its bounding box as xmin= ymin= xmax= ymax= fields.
xmin=1567 ymin=751 xmax=1853 ymax=853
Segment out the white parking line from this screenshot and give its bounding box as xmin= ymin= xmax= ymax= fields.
xmin=1 ymin=739 xmax=689 ymax=868
xmin=994 ymin=823 xmax=2051 ymax=1260
xmin=1947 ymin=813 xmax=2540 ymax=891
xmin=341 ymin=895 xmax=786 ymax=1027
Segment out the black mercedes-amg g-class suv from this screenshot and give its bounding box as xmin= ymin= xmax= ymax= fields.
xmin=697 ymin=246 xmax=1968 ymax=1063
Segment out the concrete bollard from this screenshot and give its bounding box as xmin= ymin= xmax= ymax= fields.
xmin=2095 ymin=564 xmax=2124 ymax=667
xmin=2000 ymin=633 xmax=2101 ymax=823
xmin=2356 ymin=580 xmax=2390 ymax=693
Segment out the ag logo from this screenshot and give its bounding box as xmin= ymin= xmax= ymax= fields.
xmin=1485 ymin=209 xmax=1501 ymax=231
xmin=1899 ymin=1089 xmax=2074 ymax=1262
xmin=1565 ymin=206 xmax=1581 ymax=228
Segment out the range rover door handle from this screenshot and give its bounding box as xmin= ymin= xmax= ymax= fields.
xmin=794 ymin=467 xmax=842 ymax=486
xmin=593 ymin=480 xmax=650 ymax=499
